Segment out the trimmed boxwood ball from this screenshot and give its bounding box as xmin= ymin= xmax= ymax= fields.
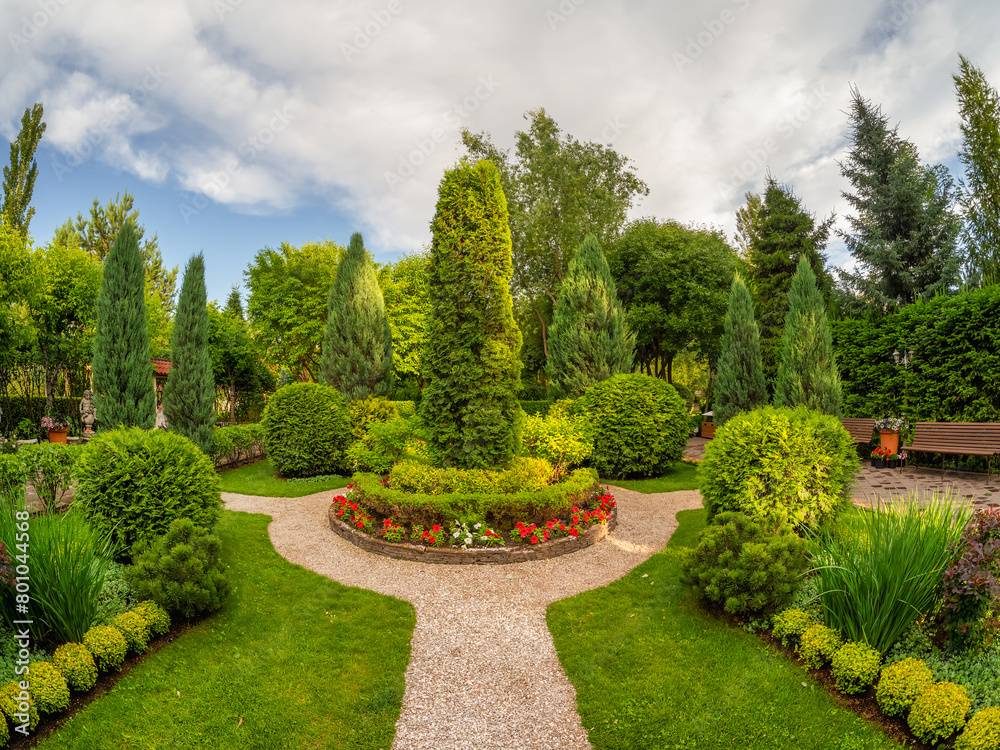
xmin=909 ymin=682 xmax=971 ymax=745
xmin=113 ymin=611 xmax=150 ymax=654
xmin=0 ymin=679 xmax=39 ymax=731
xmin=830 ymin=641 xmax=881 ymax=695
xmin=699 ymin=405 xmax=858 ymax=529
xmin=74 ymin=427 xmax=221 ymax=560
xmin=261 ymin=382 xmax=351 ymax=478
xmin=83 ymin=625 xmax=128 ymax=673
xmin=956 ymin=706 xmax=1000 ymax=750
xmin=133 ymin=600 xmax=171 ymax=637
xmin=877 ymin=657 xmax=935 ymax=718
xmin=0 ymin=706 xmax=7 ymax=746
xmin=771 ymin=608 xmax=814 ymax=648
xmin=576 ymin=373 xmax=688 ymax=479
xmin=52 ymin=642 xmax=98 ymax=692
xmin=796 ymin=623 xmax=843 ymax=670
xmin=27 ymin=661 xmax=70 ymax=714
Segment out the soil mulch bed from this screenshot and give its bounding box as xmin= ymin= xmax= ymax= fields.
xmin=9 ymin=620 xmax=195 ymax=749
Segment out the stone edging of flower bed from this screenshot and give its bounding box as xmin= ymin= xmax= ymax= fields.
xmin=327 ymin=505 xmax=618 ymax=564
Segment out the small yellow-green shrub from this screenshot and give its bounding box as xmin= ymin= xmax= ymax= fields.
xmin=52 ymin=642 xmax=98 ymax=692
xmin=133 ymin=600 xmax=171 ymax=637
xmin=830 ymin=642 xmax=881 ymax=695
xmin=772 ymin=608 xmax=814 ymax=647
xmin=0 ymin=679 xmax=39 ymax=731
xmin=796 ymin=624 xmax=842 ymax=670
xmin=520 ymin=413 xmax=592 ymax=479
xmin=27 ymin=661 xmax=69 ymax=714
xmin=956 ymin=706 xmax=1000 ymax=750
xmin=113 ymin=611 xmax=150 ymax=654
xmin=876 ymin=657 xmax=935 ymax=718
xmin=909 ymin=682 xmax=971 ymax=745
xmin=83 ymin=625 xmax=128 ymax=673
xmin=0 ymin=707 xmax=7 ymax=746
xmin=388 ymin=457 xmax=552 ymax=494
xmin=348 ymin=396 xmax=396 ymax=442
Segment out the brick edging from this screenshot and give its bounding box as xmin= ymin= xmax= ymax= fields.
xmin=327 ymin=506 xmax=618 ymax=565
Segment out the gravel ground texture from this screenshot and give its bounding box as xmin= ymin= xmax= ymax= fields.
xmin=223 ymin=485 xmax=704 ymax=750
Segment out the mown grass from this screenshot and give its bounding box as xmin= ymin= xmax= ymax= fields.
xmin=548 ymin=508 xmax=902 ymax=750
xmin=601 ymin=461 xmax=701 ymax=494
xmin=37 ymin=510 xmax=415 ymax=750
xmin=217 ymin=458 xmax=349 ymax=497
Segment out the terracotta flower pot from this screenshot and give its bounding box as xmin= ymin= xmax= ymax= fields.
xmin=47 ymin=429 xmax=69 ymax=444
xmin=879 ymin=430 xmax=900 ymax=455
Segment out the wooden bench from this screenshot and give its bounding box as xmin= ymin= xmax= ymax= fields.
xmin=840 ymin=418 xmax=876 ymax=445
xmin=903 ymin=422 xmax=1000 ymax=478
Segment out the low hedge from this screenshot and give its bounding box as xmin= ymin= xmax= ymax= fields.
xmin=351 ymin=466 xmax=601 ymax=529
xmin=0 ymin=396 xmax=79 ymax=439
xmin=209 ymin=422 xmax=266 ymax=469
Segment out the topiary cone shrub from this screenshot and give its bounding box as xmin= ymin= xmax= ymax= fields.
xmin=575 ymin=373 xmax=688 ymax=479
xmin=261 ymin=382 xmax=351 ymax=478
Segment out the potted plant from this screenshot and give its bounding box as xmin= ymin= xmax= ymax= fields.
xmin=870 ymin=446 xmax=890 ymax=469
xmin=897 ymin=450 xmax=908 ymax=469
xmin=41 ymin=415 xmax=70 ymax=444
xmin=887 ymin=452 xmax=898 ymax=469
xmin=874 ymin=415 xmax=908 ymax=456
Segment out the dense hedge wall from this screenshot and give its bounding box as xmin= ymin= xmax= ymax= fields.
xmin=832 ymin=287 xmax=1000 ymax=423
xmin=0 ymin=396 xmax=80 ymax=437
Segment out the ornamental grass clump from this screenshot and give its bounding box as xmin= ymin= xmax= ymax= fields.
xmin=52 ymin=642 xmax=98 ymax=692
xmin=771 ymin=608 xmax=814 ymax=647
xmin=796 ymin=624 xmax=843 ymax=670
xmin=877 ymin=657 xmax=935 ymax=718
xmin=27 ymin=661 xmax=70 ymax=714
xmin=830 ymin=641 xmax=881 ymax=695
xmin=956 ymin=706 xmax=1000 ymax=750
xmin=908 ymin=682 xmax=971 ymax=745
xmin=813 ymin=493 xmax=968 ymax=654
xmin=83 ymin=625 xmax=128 ymax=673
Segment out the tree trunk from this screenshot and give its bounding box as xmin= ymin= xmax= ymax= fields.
xmin=534 ymin=307 xmax=548 ymax=359
xmin=228 ymin=372 xmax=237 ymax=423
xmin=666 ymin=355 xmax=673 ymax=384
xmin=42 ymin=349 xmax=59 ymax=416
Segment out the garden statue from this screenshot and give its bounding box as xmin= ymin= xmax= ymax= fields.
xmin=80 ymin=389 xmax=96 ymax=434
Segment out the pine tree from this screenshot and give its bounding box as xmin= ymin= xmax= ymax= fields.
xmin=546 ymin=235 xmax=633 ymax=398
xmin=2 ymin=102 xmax=45 ymax=235
xmin=713 ymin=274 xmax=767 ymax=427
xmin=224 ymin=285 xmax=244 ymax=319
xmin=419 ymin=160 xmax=523 ymax=469
xmin=91 ymin=221 xmax=156 ymax=430
xmin=163 ymin=253 xmax=216 ymax=452
xmin=774 ymin=257 xmax=842 ymax=416
xmin=318 ymin=232 xmax=393 ymax=399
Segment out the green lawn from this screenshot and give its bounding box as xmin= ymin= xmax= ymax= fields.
xmin=218 ymin=458 xmax=349 ymax=497
xmin=38 ymin=510 xmax=415 ymax=750
xmin=548 ymin=508 xmax=901 ymax=750
xmin=601 ymin=461 xmax=701 ymax=493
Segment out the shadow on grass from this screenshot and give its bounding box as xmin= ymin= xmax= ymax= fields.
xmin=218 ymin=458 xmax=349 ymax=498
xmin=601 ymin=462 xmax=701 ymax=494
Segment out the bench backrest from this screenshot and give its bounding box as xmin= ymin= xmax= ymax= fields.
xmin=909 ymin=422 xmax=1000 ymax=452
xmin=840 ymin=418 xmax=876 ymax=444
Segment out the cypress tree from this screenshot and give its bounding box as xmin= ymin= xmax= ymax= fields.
xmin=546 ymin=234 xmax=633 ymax=398
xmin=163 ymin=253 xmax=216 ymax=451
xmin=318 ymin=232 xmax=393 ymax=399
xmin=91 ymin=221 xmax=155 ymax=430
xmin=713 ymin=274 xmax=768 ymax=427
xmin=419 ymin=160 xmax=523 ymax=469
xmin=774 ymin=256 xmax=842 ymax=415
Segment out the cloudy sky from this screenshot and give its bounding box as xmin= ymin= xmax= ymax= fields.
xmin=2 ymin=0 xmax=996 ymax=303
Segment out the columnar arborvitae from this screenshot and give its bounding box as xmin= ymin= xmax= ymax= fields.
xmin=318 ymin=232 xmax=393 ymax=399
xmin=774 ymin=256 xmax=842 ymax=415
xmin=91 ymin=221 xmax=155 ymax=430
xmin=546 ymin=234 xmax=634 ymax=398
xmin=713 ymin=274 xmax=768 ymax=427
xmin=163 ymin=253 xmax=216 ymax=451
xmin=419 ymin=160 xmax=523 ymax=469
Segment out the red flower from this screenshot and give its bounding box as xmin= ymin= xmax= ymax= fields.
xmin=530 ymin=537 xmax=538 ymax=544
xmin=569 ymin=529 xmax=579 ymax=537
xmin=356 ymin=522 xmax=364 ymax=528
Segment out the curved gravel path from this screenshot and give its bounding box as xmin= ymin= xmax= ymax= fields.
xmin=223 ymin=486 xmax=703 ymax=750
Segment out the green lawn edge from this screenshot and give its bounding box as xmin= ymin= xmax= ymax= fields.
xmin=37 ymin=509 xmax=415 ymax=750
xmin=547 ymin=508 xmax=902 ymax=750
xmin=601 ymin=461 xmax=700 ymax=493
xmin=218 ymin=458 xmax=350 ymax=497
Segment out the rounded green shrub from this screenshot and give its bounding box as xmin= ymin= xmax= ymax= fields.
xmin=348 ymin=396 xmax=396 ymax=442
xmin=27 ymin=661 xmax=70 ymax=714
xmin=52 ymin=642 xmax=98 ymax=692
xmin=699 ymin=406 xmax=858 ymax=529
xmin=681 ymin=512 xmax=810 ymax=616
xmin=772 ymin=608 xmax=814 ymax=647
xmin=126 ymin=517 xmax=230 ymax=619
xmin=576 ymin=373 xmax=688 ymax=479
xmin=74 ymin=427 xmax=221 ymax=559
xmin=830 ymin=641 xmax=881 ymax=695
xmin=113 ymin=611 xmax=150 ymax=654
xmin=0 ymin=679 xmax=38 ymax=732
xmin=909 ymin=682 xmax=970 ymax=745
xmin=876 ymin=657 xmax=935 ymax=718
xmin=133 ymin=600 xmax=171 ymax=637
xmin=796 ymin=624 xmax=843 ymax=670
xmin=956 ymin=706 xmax=1000 ymax=750
xmin=261 ymin=382 xmax=351 ymax=478
xmin=83 ymin=625 xmax=128 ymax=673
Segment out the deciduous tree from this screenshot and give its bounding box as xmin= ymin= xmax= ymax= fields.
xmin=2 ymin=102 xmax=45 ymax=235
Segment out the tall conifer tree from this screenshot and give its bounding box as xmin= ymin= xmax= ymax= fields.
xmin=546 ymin=234 xmax=633 ymax=398
xmin=713 ymin=275 xmax=767 ymax=427
xmin=91 ymin=221 xmax=155 ymax=430
xmin=2 ymin=102 xmax=45 ymax=235
xmin=419 ymin=160 xmax=523 ymax=469
xmin=164 ymin=253 xmax=216 ymax=451
xmin=319 ymin=232 xmax=393 ymax=399
xmin=774 ymin=257 xmax=842 ymax=415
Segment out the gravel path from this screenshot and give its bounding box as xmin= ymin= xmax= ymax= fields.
xmin=223 ymin=486 xmax=703 ymax=750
